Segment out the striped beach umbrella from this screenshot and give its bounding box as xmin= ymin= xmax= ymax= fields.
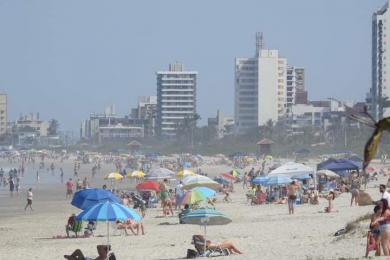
xmin=182 ymin=175 xmax=221 ymax=191
xmin=180 ymin=187 xmax=216 ymax=205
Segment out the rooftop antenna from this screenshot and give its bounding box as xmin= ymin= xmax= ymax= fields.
xmin=256 ymin=32 xmax=263 ymax=56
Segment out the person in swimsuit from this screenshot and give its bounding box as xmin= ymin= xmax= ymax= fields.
xmin=372 ymin=199 xmax=390 ymax=255
xmin=325 ymin=190 xmax=335 ymax=213
xmin=64 ymin=245 xmax=110 ymax=260
xmin=287 ymin=181 xmax=299 ymax=215
xmin=160 ymin=179 xmax=171 ymax=216
xmin=369 ymin=205 xmax=382 ymax=256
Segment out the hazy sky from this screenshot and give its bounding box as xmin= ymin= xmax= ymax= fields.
xmin=0 ymin=0 xmax=386 ymax=132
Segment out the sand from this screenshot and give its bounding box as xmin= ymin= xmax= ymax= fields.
xmin=0 ymin=158 xmax=385 ymax=260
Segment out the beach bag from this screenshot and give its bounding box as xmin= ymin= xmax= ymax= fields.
xmin=186 ymin=249 xmax=198 ymax=259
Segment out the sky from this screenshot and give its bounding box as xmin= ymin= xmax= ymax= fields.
xmin=0 ymin=0 xmax=387 ymax=132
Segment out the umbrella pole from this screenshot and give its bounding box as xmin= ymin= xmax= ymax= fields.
xmin=203 ymin=224 xmax=207 ymax=255
xmin=107 ymin=221 xmax=110 ymax=248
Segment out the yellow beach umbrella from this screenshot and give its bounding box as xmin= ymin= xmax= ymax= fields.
xmin=129 ymin=170 xmax=145 ymax=178
xmin=177 ymin=169 xmax=195 ymax=177
xmin=104 ymin=172 xmax=123 ymax=180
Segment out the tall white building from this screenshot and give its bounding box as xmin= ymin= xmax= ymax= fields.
xmin=370 ymin=1 xmax=390 ymax=119
xmin=0 ymin=94 xmax=7 ymax=135
xmin=157 ymin=63 xmax=197 ymax=136
xmin=286 ymin=66 xmax=306 ymax=108
xmin=235 ymin=33 xmax=288 ymax=132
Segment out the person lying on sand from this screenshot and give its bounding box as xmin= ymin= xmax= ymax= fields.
xmin=192 ymin=235 xmax=242 ymax=254
xmin=64 ymin=245 xmax=111 ymax=260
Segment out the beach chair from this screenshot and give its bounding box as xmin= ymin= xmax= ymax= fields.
xmin=72 ymin=221 xmax=83 ymax=237
xmin=192 ymin=235 xmax=231 ymax=257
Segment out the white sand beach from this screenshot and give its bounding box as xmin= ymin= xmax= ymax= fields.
xmin=0 ymin=159 xmax=385 ymax=260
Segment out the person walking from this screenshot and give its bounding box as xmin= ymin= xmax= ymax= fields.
xmin=24 ymin=188 xmax=33 ymax=211
xmin=287 ymin=181 xmax=299 ymax=215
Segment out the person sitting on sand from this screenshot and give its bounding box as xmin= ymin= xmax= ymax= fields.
xmin=208 ymin=197 xmax=217 ymax=207
xmin=65 ymin=214 xmax=77 ymax=238
xmin=192 ymin=235 xmax=242 ymax=255
xmin=325 ymin=190 xmax=336 ymax=213
xmin=223 ymin=192 xmax=232 ymax=203
xmin=64 ymin=245 xmax=111 ymax=260
xmin=116 ymin=219 xmax=144 ymax=236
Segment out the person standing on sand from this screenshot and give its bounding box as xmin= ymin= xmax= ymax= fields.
xmin=9 ymin=177 xmax=14 ymax=197
xmin=380 ymin=184 xmax=390 ymax=206
xmin=60 ymin=168 xmax=64 ymax=183
xmin=287 ymin=181 xmax=299 ymax=215
xmin=24 ymin=188 xmax=33 ymax=211
xmin=66 ymin=178 xmax=74 ymax=199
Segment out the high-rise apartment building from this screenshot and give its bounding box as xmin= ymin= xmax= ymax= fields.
xmin=286 ymin=66 xmax=307 ymax=108
xmin=235 ymin=33 xmax=289 ymax=132
xmin=157 ymin=63 xmax=197 ymax=136
xmin=131 ymin=96 xmax=157 ymax=137
xmin=0 ymin=94 xmax=7 ymax=135
xmin=369 ymin=1 xmax=390 ymax=120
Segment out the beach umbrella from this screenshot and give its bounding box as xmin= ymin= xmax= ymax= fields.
xmin=180 ymin=187 xmax=216 ymax=205
xmin=145 ymin=167 xmax=175 ymax=180
xmin=71 ymin=188 xmax=121 ymax=210
xmin=213 ymin=177 xmax=230 ymax=185
xmin=182 ymin=175 xmax=221 ymax=191
xmin=136 ymin=180 xmax=160 ymax=191
xmin=128 ymin=170 xmax=145 ymax=178
xmin=292 ymin=174 xmax=312 ymax=181
xmin=251 ymin=176 xmax=269 ymax=185
xmin=76 ymin=201 xmax=142 ymax=247
xmin=268 ymin=162 xmax=314 ymax=178
xmin=177 ymin=169 xmax=195 ymax=178
xmin=265 ymin=174 xmax=292 ymax=186
xmin=182 ymin=208 xmax=231 ymax=253
xmin=366 ymin=166 xmax=377 ymax=174
xmin=316 ymin=169 xmax=340 ymax=179
xmin=231 ymin=170 xmax=241 ymax=177
xmin=220 ymin=172 xmax=236 ymax=181
xmin=104 ymin=172 xmax=123 ymax=180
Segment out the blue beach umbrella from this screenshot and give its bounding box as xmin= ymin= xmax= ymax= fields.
xmin=251 ymin=177 xmax=269 ymax=185
xmin=71 ymin=188 xmax=121 ymax=210
xmin=77 ymin=201 xmax=142 ymax=246
xmin=182 ymin=208 xmax=231 ymax=253
xmin=265 ymin=174 xmax=292 ymax=186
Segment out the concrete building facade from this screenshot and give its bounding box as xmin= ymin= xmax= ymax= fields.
xmin=235 ymin=34 xmax=294 ymax=133
xmin=370 ymin=1 xmax=390 ymax=119
xmin=157 ymin=63 xmax=197 ymax=137
xmin=0 ymin=94 xmax=7 ymax=135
